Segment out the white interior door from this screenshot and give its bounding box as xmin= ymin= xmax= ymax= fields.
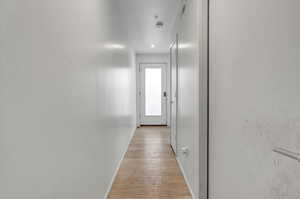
xmin=140 ymin=63 xmax=167 ymax=125
xmin=170 ymin=39 xmax=178 ymax=153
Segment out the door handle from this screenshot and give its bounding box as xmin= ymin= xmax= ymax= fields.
xmin=163 ymin=91 xmax=167 ymax=97
xmin=273 ymin=147 xmax=300 ymax=162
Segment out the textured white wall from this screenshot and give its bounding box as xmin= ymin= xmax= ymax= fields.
xmin=210 ymin=0 xmax=300 ymax=198
xmin=0 ymin=0 xmax=136 ymax=198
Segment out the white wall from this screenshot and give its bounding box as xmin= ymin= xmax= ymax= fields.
xmin=172 ymin=0 xmax=204 ymax=198
xmin=0 ymin=0 xmax=136 ymax=198
xmin=210 ymin=0 xmax=300 ymax=198
xmin=136 ymin=53 xmax=170 ymax=126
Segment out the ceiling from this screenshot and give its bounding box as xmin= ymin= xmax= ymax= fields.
xmin=116 ymin=0 xmax=181 ymax=53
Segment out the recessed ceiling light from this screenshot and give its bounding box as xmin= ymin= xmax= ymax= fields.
xmin=151 ymin=44 xmax=155 ymax=48
xmin=104 ymin=43 xmax=125 ymax=49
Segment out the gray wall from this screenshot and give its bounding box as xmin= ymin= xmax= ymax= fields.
xmin=210 ymin=0 xmax=300 ymax=198
xmin=0 ymin=0 xmax=136 ymax=198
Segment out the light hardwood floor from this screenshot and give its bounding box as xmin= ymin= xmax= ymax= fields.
xmin=107 ymin=126 xmax=192 ymax=199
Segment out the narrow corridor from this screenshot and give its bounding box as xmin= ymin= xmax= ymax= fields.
xmin=2 ymin=0 xmax=300 ymax=198
xmin=108 ymin=126 xmax=191 ymax=199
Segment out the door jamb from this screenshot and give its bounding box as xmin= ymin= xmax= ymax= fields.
xmin=198 ymin=0 xmax=209 ymax=198
xmin=137 ymin=62 xmax=168 ymax=126
xmin=169 ymin=35 xmax=179 ymax=155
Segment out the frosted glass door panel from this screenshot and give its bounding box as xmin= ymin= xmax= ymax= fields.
xmin=145 ymin=68 xmax=162 ymax=116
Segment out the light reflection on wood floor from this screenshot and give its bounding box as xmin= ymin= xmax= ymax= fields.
xmin=108 ymin=126 xmax=192 ymax=199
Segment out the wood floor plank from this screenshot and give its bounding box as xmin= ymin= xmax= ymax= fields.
xmin=107 ymin=126 xmax=192 ymax=199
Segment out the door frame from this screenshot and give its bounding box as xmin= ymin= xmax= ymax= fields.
xmin=170 ymin=37 xmax=178 ymax=154
xmin=137 ymin=62 xmax=168 ymax=126
xmin=199 ymin=0 xmax=209 ymax=198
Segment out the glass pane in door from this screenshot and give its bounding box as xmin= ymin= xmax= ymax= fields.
xmin=145 ymin=68 xmax=162 ymax=116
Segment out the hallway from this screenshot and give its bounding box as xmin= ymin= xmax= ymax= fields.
xmin=1 ymin=0 xmax=300 ymax=198
xmin=108 ymin=127 xmax=191 ymax=199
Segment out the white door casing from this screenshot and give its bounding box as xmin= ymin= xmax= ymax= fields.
xmin=170 ymin=39 xmax=178 ymax=154
xmin=140 ymin=63 xmax=167 ymax=125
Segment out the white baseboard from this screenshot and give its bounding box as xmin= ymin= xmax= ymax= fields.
xmin=176 ymin=157 xmax=196 ymax=199
xmin=104 ymin=127 xmax=136 ymax=199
